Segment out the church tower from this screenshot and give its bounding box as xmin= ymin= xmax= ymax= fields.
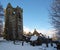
xmin=4 ymin=3 xmax=23 ymax=40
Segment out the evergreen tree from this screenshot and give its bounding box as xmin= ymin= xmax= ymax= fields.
xmin=33 ymin=29 xmax=40 ymax=36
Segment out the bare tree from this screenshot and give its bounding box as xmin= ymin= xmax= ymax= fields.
xmin=50 ymin=0 xmax=60 ymax=40
xmin=0 ymin=2 xmax=4 ymax=37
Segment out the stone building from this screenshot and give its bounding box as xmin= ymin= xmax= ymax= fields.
xmin=4 ymin=3 xmax=23 ymax=40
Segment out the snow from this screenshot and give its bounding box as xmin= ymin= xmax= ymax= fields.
xmin=0 ymin=37 xmax=3 ymax=40
xmin=0 ymin=37 xmax=57 ymax=50
xmin=30 ymin=36 xmax=38 ymax=41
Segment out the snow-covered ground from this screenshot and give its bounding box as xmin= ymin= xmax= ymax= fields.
xmin=0 ymin=37 xmax=57 ymax=50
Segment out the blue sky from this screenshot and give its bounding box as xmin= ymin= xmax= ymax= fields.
xmin=0 ymin=0 xmax=52 ymax=31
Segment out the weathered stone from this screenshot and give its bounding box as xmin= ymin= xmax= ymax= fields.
xmin=4 ymin=3 xmax=23 ymax=40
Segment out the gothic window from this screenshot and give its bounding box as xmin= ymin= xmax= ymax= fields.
xmin=13 ymin=12 xmax=15 ymax=14
xmin=18 ymin=12 xmax=22 ymax=19
xmin=18 ymin=25 xmax=21 ymax=31
xmin=8 ymin=8 xmax=10 ymax=11
xmin=7 ymin=8 xmax=11 ymax=14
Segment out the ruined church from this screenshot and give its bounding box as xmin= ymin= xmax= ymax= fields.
xmin=4 ymin=3 xmax=23 ymax=40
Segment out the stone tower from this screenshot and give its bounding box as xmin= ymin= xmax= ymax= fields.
xmin=4 ymin=3 xmax=23 ymax=40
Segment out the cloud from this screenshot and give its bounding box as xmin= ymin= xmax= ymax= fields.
xmin=23 ymin=26 xmax=30 ymax=33
xmin=23 ymin=26 xmax=56 ymax=37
